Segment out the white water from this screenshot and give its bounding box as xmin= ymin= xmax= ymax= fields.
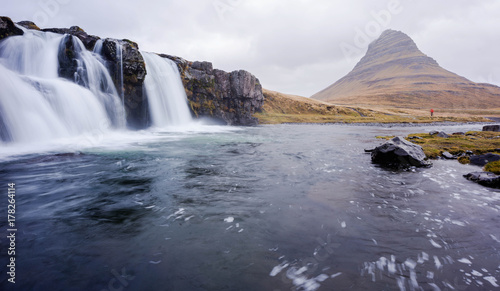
xmin=0 ymin=28 xmax=125 ymax=143
xmin=142 ymin=52 xmax=192 ymax=127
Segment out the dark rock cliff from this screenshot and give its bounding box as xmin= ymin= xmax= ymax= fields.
xmin=100 ymin=39 xmax=149 ymax=129
xmin=162 ymin=54 xmax=264 ymax=125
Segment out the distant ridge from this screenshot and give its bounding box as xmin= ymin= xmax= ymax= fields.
xmin=312 ymin=29 xmax=500 ymax=109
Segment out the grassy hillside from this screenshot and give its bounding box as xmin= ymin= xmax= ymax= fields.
xmin=254 ymin=89 xmax=491 ymax=124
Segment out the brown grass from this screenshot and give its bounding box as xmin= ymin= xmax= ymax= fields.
xmin=255 ymin=89 xmax=493 ymax=124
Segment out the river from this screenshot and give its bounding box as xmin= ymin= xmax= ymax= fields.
xmin=0 ymin=123 xmax=499 ymax=291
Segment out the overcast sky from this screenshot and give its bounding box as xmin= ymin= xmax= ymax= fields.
xmin=3 ymin=0 xmax=500 ymax=96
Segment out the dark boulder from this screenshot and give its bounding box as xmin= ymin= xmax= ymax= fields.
xmin=163 ymin=55 xmax=264 ymax=126
xmin=0 ymin=16 xmax=23 ymax=40
xmin=464 ymin=172 xmax=500 ymax=188
xmin=101 ymin=38 xmax=148 ymax=129
xmin=43 ymin=26 xmax=100 ymax=50
xmin=483 ymin=125 xmax=500 ymax=132
xmin=470 ymin=153 xmax=500 ymax=166
xmin=371 ymin=136 xmax=432 ymax=169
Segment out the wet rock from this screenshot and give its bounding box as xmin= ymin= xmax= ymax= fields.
xmin=0 ymin=16 xmax=23 ymax=40
xmin=371 ymin=136 xmax=432 ymax=169
xmin=464 ymin=172 xmax=500 ymax=188
xmin=101 ymin=38 xmax=148 ymax=129
xmin=483 ymin=125 xmax=500 ymax=132
xmin=441 ymin=151 xmax=455 ymax=159
xmin=469 ymin=153 xmax=500 ymax=166
xmin=164 ymin=55 xmax=264 ymax=126
xmin=43 ymin=26 xmax=100 ymax=50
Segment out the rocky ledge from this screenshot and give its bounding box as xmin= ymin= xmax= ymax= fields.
xmin=162 ymin=54 xmax=264 ymax=126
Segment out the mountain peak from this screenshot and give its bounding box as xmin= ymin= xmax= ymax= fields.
xmin=311 ymin=30 xmax=500 ymax=109
xmin=354 ymin=29 xmax=437 ymax=71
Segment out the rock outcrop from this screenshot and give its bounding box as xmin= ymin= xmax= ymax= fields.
xmin=464 ymin=172 xmax=500 ymax=188
xmin=0 ymin=16 xmax=23 ymax=40
xmin=162 ymin=54 xmax=264 ymax=126
xmin=43 ymin=26 xmax=99 ymax=50
xmin=16 ymin=21 xmax=40 ymax=31
xmin=100 ymin=39 xmax=149 ymax=129
xmin=371 ymin=136 xmax=432 ymax=169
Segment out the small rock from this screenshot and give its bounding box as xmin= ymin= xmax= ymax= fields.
xmin=483 ymin=125 xmax=500 ymax=132
xmin=441 ymin=151 xmax=455 ymax=159
xmin=470 ymin=153 xmax=500 ymax=166
xmin=464 ymin=172 xmax=500 ymax=188
xmin=436 ymin=131 xmax=449 ymax=138
xmin=452 ymin=132 xmax=465 ymax=136
xmin=429 ymin=131 xmax=439 ymax=135
xmin=408 ymin=136 xmax=423 ymax=140
xmin=364 ymin=148 xmax=375 ymax=153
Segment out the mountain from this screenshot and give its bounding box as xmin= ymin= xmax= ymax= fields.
xmin=312 ymin=29 xmax=500 ymax=109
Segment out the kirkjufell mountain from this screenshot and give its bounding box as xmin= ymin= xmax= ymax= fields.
xmin=312 ymin=29 xmax=500 ymax=109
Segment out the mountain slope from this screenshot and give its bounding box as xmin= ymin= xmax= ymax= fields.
xmin=312 ymin=30 xmax=500 ymax=109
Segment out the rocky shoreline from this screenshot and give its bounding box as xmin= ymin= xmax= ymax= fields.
xmin=373 ymin=125 xmax=500 ymax=188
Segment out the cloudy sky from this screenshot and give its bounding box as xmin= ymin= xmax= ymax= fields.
xmin=3 ymin=0 xmax=500 ymax=96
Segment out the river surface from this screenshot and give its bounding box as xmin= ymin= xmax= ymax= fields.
xmin=1 ymin=124 xmax=499 ymax=291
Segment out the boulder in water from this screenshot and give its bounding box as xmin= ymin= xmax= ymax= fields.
xmin=464 ymin=172 xmax=500 ymax=188
xmin=371 ymin=136 xmax=432 ymax=169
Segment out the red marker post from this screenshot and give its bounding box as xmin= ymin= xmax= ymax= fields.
xmin=430 ymin=109 xmax=434 ymax=117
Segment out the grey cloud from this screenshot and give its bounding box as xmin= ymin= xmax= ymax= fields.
xmin=2 ymin=0 xmax=499 ymax=97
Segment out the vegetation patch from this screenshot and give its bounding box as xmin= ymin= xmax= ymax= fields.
xmin=401 ymin=131 xmax=500 ymax=159
xmin=485 ymin=160 xmax=500 ymax=174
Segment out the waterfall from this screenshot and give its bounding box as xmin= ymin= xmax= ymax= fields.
xmin=0 ymin=28 xmax=125 ymax=143
xmin=141 ymin=52 xmax=192 ymax=127
xmin=116 ymin=42 xmax=125 ymax=110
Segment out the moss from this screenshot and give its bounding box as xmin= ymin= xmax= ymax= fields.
xmin=458 ymin=156 xmax=470 ymax=164
xmin=485 ymin=160 xmax=500 ymax=174
xmin=406 ymin=131 xmax=500 ymax=159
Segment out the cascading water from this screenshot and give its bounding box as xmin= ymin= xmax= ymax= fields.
xmin=141 ymin=52 xmax=192 ymax=127
xmin=69 ymin=36 xmax=126 ymax=128
xmin=116 ymin=42 xmax=125 ymax=111
xmin=0 ymin=27 xmax=126 ymax=143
